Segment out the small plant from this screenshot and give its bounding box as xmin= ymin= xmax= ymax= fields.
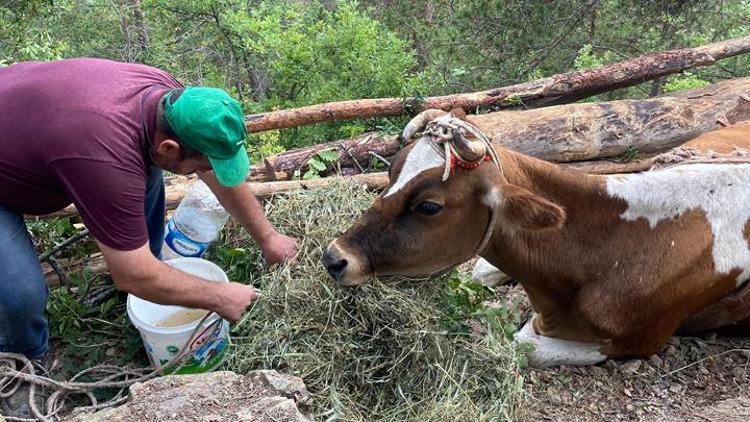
xmin=615 ymin=146 xmax=641 ymax=163
xmin=48 ymin=271 xmax=146 ymax=376
xmin=369 ymin=155 xmax=387 ymax=171
xmin=439 ymin=270 xmax=494 ymax=333
xmin=503 ymin=95 xmax=525 ymax=107
xmin=303 ymin=148 xmax=339 ymax=179
xmin=573 ymin=44 xmax=606 ymax=71
xmin=664 ymin=72 xmax=710 ymax=93
xmin=374 ymin=117 xmax=403 ymax=136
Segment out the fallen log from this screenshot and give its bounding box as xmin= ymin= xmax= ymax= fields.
xmin=44 ymin=173 xmax=390 ymax=220
xmin=252 ymin=77 xmax=750 ymax=181
xmin=38 ymin=153 xmax=669 ymax=223
xmin=244 ymin=35 xmax=750 ymax=132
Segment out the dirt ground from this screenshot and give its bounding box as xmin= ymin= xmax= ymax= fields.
xmin=495 ymin=284 xmax=750 ymax=422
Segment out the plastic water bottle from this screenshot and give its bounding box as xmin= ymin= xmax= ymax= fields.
xmin=161 ymin=180 xmax=230 ymax=260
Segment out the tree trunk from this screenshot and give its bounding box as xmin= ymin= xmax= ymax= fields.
xmin=243 ymin=35 xmax=750 ymax=132
xmin=130 ymin=0 xmax=149 ymax=60
xmin=252 ymin=77 xmax=750 ymax=181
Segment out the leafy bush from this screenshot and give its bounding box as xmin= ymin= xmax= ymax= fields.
xmin=664 ymin=72 xmax=711 ymax=93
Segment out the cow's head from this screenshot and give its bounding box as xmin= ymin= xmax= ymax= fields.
xmin=323 ymin=109 xmax=566 ymax=285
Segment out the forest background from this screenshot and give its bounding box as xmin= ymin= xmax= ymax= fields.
xmin=4 ymin=0 xmax=750 ymax=159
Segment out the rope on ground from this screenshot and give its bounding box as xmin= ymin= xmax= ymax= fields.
xmin=0 ymin=312 xmax=220 ymax=422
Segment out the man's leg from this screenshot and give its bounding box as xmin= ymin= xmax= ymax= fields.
xmin=0 ymin=207 xmax=49 ymax=358
xmin=144 ymin=166 xmax=166 ymax=258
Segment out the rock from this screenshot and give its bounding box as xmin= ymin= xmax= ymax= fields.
xmin=620 ymin=360 xmax=642 ymax=376
xmin=693 ymin=396 xmax=750 ymax=421
xmin=589 ymin=365 xmax=608 ymax=378
xmin=648 ymin=354 xmax=663 ymax=368
xmin=61 ymin=370 xmax=313 ymax=422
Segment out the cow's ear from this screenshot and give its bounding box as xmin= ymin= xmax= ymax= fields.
xmin=498 ymin=184 xmax=566 ymax=231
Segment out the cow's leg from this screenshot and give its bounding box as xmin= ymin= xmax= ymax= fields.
xmin=514 ymin=316 xmax=607 ymax=368
xmin=472 ymin=258 xmax=511 ymax=287
xmin=601 ymin=315 xmax=682 ymax=359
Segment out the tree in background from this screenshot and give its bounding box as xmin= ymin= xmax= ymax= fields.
xmin=365 ymin=0 xmax=750 ymax=98
xmin=2 ymin=0 xmax=750 ymax=151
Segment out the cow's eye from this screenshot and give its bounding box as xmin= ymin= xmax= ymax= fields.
xmin=414 ymin=201 xmax=443 ymax=216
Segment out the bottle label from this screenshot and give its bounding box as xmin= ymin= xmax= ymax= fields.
xmin=164 ymin=219 xmax=208 ymax=258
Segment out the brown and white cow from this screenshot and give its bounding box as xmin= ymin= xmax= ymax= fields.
xmin=322 ymin=108 xmax=750 ymax=367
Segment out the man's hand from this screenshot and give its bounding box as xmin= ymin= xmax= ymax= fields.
xmin=215 ymin=282 xmax=261 ymax=322
xmin=198 ymin=172 xmax=299 ymax=265
xmin=98 ymin=241 xmax=262 ymax=322
xmin=260 ymin=232 xmax=299 ymax=265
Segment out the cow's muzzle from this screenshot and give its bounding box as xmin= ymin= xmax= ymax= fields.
xmin=322 ymin=241 xmax=367 ymax=286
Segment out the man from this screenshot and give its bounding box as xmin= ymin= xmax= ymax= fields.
xmin=0 ymin=58 xmax=298 ymax=397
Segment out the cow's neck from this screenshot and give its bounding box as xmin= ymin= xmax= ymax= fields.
xmin=481 ymin=148 xmax=612 ymax=315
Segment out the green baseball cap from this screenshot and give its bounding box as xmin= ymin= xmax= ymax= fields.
xmin=163 ymin=87 xmax=249 ymax=187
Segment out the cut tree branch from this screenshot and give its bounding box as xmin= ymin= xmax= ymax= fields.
xmin=244 ymin=35 xmax=750 ymax=132
xmin=251 ymin=76 xmax=750 ymax=181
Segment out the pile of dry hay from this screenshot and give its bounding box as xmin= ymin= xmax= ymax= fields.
xmin=220 ymin=180 xmax=526 ymax=421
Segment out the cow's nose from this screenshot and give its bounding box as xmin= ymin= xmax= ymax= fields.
xmin=322 ymin=249 xmax=348 ymax=282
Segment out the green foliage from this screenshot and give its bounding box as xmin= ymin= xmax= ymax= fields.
xmin=573 ymin=44 xmax=605 ymax=71
xmin=664 ymin=72 xmax=711 ymax=93
xmin=615 ymin=146 xmax=642 ymax=163
xmin=303 ymin=148 xmax=340 ymax=179
xmin=221 ymin=1 xmax=428 ymax=146
xmin=247 ymin=130 xmax=286 ymax=164
xmin=0 ymin=1 xmax=68 ymax=62
xmin=26 ymin=217 xmax=77 ymax=253
xmin=440 ymin=271 xmax=494 ymax=332
xmin=47 ymin=271 xmax=146 ymax=375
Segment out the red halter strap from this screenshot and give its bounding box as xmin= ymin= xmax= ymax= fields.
xmin=450 ymin=153 xmax=492 ymax=171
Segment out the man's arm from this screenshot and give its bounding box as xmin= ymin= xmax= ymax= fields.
xmin=97 ymin=241 xmax=258 ymax=321
xmin=198 ymin=171 xmax=298 ymax=264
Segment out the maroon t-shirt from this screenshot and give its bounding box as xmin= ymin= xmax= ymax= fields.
xmin=0 ymin=58 xmax=182 ymax=250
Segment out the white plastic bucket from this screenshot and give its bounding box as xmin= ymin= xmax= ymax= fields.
xmin=126 ymin=257 xmax=230 ymax=374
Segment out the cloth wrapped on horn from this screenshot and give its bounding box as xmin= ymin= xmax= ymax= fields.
xmin=420 ymin=115 xmax=502 ymax=181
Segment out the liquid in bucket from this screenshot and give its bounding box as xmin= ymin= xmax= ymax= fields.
xmin=127 ymin=258 xmax=230 ymax=374
xmin=155 ymin=309 xmax=210 ymax=328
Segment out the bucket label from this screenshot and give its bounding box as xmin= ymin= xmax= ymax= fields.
xmin=157 ymin=321 xmax=229 ymax=375
xmin=164 ymin=220 xmax=208 ymax=258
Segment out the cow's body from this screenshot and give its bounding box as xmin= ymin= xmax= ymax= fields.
xmin=324 ymin=112 xmax=750 ymax=367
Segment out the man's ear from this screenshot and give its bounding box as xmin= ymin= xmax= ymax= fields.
xmin=154 ymin=138 xmax=180 ymax=156
xmin=497 ymin=184 xmax=566 ymax=231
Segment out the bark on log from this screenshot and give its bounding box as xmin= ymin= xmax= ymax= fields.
xmin=253 ymin=77 xmax=750 ymax=181
xmin=244 ymin=36 xmax=750 ymax=132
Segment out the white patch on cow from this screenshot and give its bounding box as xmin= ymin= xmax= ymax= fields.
xmin=384 ymin=138 xmax=445 ymax=197
xmin=514 ymin=317 xmax=607 ymax=368
xmin=606 ymin=163 xmax=750 ymax=285
xmin=481 ymin=187 xmax=502 ymax=208
xmin=472 ymin=258 xmax=509 ymax=287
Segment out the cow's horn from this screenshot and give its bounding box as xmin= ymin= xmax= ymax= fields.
xmin=450 ymin=128 xmax=487 ymax=162
xmin=402 ymin=109 xmax=449 ymax=142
